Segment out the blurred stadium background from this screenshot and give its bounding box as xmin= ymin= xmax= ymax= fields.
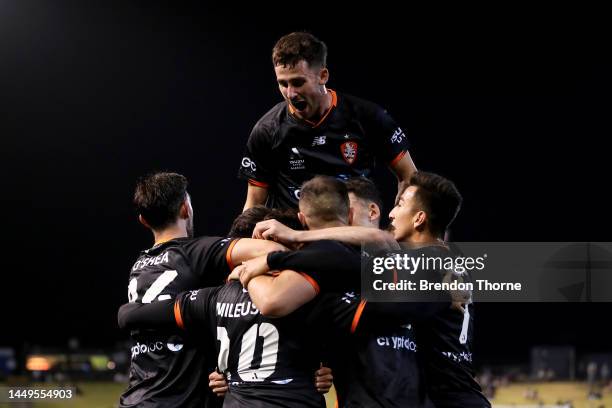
xmin=1 ymin=343 xmax=612 ymax=407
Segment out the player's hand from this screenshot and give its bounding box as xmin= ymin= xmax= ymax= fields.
xmin=239 ymin=255 xmax=270 ymax=287
xmin=227 ymin=266 xmax=242 ymax=281
xmin=450 ymin=301 xmax=465 ymax=314
xmin=252 ymin=219 xmax=299 ymax=244
xmin=315 ymin=365 xmax=333 ymax=394
xmin=208 ymin=371 xmax=228 ymax=397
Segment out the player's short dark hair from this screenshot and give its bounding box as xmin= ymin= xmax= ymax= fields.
xmin=406 ymin=172 xmax=463 ymax=238
xmin=299 ymin=176 xmax=349 ymax=225
xmin=346 ymin=177 xmax=383 ymax=211
xmin=134 ymin=172 xmax=188 ymax=230
xmin=272 ymin=32 xmax=327 ymax=69
xmin=229 ymin=206 xmax=274 ymax=238
xmin=229 ymin=206 xmax=304 ymax=238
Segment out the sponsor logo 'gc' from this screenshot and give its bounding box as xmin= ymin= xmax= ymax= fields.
xmin=241 ymin=157 xmax=256 ymax=172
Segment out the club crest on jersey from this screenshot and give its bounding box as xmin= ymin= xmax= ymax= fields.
xmin=341 ymin=141 xmax=358 ymax=164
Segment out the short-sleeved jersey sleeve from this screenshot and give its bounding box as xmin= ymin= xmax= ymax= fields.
xmin=266 ymin=240 xmax=362 ymax=293
xmin=173 ymin=287 xmax=219 ymax=333
xmin=238 ymin=124 xmax=277 ymax=187
xmin=362 ymin=103 xmax=410 ymax=166
xmin=307 ymin=292 xmax=366 ymax=335
xmin=183 ymin=237 xmax=238 ymax=285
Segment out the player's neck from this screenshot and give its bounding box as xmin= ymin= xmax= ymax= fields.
xmin=309 ymin=220 xmax=347 ymax=230
xmin=405 ymin=232 xmax=443 ymax=247
xmin=299 ymin=90 xmax=332 ymax=123
xmin=153 ymin=224 xmax=188 ymax=246
xmin=316 ymin=89 xmax=332 ymax=117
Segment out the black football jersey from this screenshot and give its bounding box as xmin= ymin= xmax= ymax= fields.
xmin=309 ymin=288 xmax=425 ymax=408
xmin=267 ymin=242 xmax=427 ymax=407
xmin=333 ymin=323 xmax=423 ymax=408
xmin=174 ymin=282 xmax=364 ymax=408
xmin=120 ymin=236 xmax=236 ymax=408
xmin=411 ymin=246 xmax=491 ymax=408
xmin=416 ymin=302 xmax=490 ymax=407
xmin=238 ymin=90 xmax=410 ymax=208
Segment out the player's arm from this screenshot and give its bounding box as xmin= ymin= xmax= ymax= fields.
xmin=228 ymin=237 xmax=287 ymax=269
xmin=243 ymin=183 xmax=268 ymax=211
xmin=117 ymin=300 xmax=175 ymax=330
xmin=389 ymin=152 xmax=417 ymax=205
xmin=366 ymin=103 xmax=417 ymax=203
xmin=238 ymin=241 xmax=361 ymax=288
xmin=317 ymin=295 xmax=450 ymax=336
xmin=118 ymin=288 xmax=216 ymax=331
xmin=356 ymin=300 xmax=450 ymax=332
xmin=253 ymin=219 xmax=398 ymax=249
xmin=246 ymin=270 xmax=318 ymax=318
xmin=238 ymin=123 xmax=274 ymax=211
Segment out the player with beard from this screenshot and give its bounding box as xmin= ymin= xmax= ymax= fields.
xmin=119 ymin=172 xmax=285 ymax=408
xmin=239 ymin=31 xmax=416 ymax=210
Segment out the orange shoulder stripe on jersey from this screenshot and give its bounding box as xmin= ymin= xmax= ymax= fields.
xmin=298 ymin=272 xmax=320 ymax=295
xmin=225 ymin=238 xmax=241 ymax=271
xmin=174 ymin=299 xmax=185 ymax=330
xmin=248 ymin=179 xmax=269 ymax=188
xmin=389 ymin=150 xmax=407 ymax=167
xmin=334 ymin=397 xmax=339 ymax=408
xmin=350 ymin=299 xmax=368 ymax=334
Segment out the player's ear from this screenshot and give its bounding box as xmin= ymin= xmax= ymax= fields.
xmin=319 ymin=67 xmax=329 ymax=85
xmin=369 ymin=203 xmax=381 ymax=223
xmin=297 ymin=212 xmax=307 ymax=228
xmin=138 ymin=214 xmax=150 ymax=229
xmin=179 ymin=201 xmax=189 ymax=219
xmin=413 ymin=210 xmax=427 ymax=230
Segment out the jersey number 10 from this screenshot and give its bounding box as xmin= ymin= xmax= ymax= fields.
xmin=217 ymin=323 xmax=279 ymax=382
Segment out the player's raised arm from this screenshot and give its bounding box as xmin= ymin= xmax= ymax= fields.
xmin=292 ymin=226 xmax=398 ymax=249
xmin=243 ymin=183 xmax=268 ymax=212
xmin=389 ymin=150 xmax=417 ymax=206
xmin=253 ymin=219 xmax=398 ymax=249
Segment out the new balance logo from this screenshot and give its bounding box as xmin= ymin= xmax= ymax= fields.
xmin=312 ymin=136 xmax=326 ymax=146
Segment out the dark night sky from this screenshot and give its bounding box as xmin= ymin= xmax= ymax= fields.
xmin=1 ymin=2 xmax=610 ymax=363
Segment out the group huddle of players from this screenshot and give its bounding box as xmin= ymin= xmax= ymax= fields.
xmin=117 ymin=172 xmax=491 ymax=408
xmin=117 ymin=32 xmax=491 ymax=407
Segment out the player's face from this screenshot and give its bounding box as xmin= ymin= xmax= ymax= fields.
xmin=348 ymin=192 xmax=379 ymax=228
xmin=275 ymin=60 xmax=328 ymax=121
xmin=388 ymin=186 xmax=419 ymax=241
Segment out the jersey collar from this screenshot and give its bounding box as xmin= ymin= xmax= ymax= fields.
xmin=288 ymin=89 xmax=337 ymax=128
